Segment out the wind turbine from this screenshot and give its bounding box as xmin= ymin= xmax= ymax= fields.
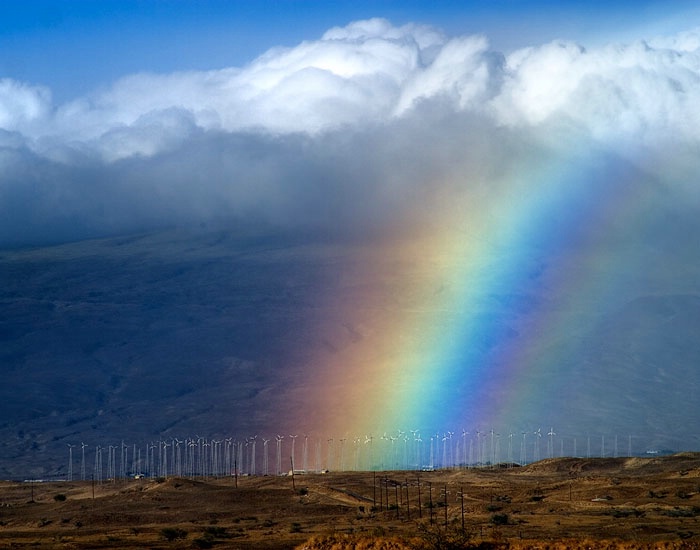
xmin=224 ymin=438 xmax=233 ymax=476
xmin=289 ymin=435 xmax=298 ymax=471
xmin=275 ymin=435 xmax=284 ymax=475
xmin=402 ymin=434 xmax=410 ymax=470
xmin=175 ymin=438 xmax=183 ymax=476
xmin=121 ymin=440 xmax=128 ymax=479
xmin=475 ymin=430 xmax=482 ymax=466
xmin=93 ymin=445 xmax=102 ymax=483
xmin=162 ymin=441 xmax=169 ymax=477
xmin=67 ymin=444 xmax=75 ymax=481
xmin=148 ymin=443 xmax=156 ymax=478
xmin=186 ymin=440 xmax=195 ymax=477
xmin=364 ymin=435 xmax=374 ymax=471
xmin=507 ymin=433 xmax=514 ymax=465
xmin=249 ymin=436 xmax=257 ymax=476
xmin=303 ymin=435 xmax=309 ymax=472
xmin=533 ymin=429 xmax=542 ymax=462
xmin=80 ymin=442 xmax=87 ymax=481
xmin=397 ymin=430 xmax=406 ymax=469
xmin=601 ymin=435 xmax=605 ymax=458
xmin=388 ymin=436 xmax=397 ymax=470
xmin=339 ymin=438 xmax=347 ymax=471
xmin=447 ymin=431 xmax=454 ymax=468
xmin=107 ymin=445 xmax=116 ymax=480
xmin=262 ymin=438 xmax=270 ymax=475
xmin=547 ymin=427 xmax=556 ymax=459
xmin=461 ymin=430 xmax=469 ymax=468
xmin=414 ymin=434 xmax=423 ymax=470
xmin=326 ymin=438 xmax=334 ymax=471
xmin=380 ymin=433 xmax=389 ymax=470
xmin=315 ymin=438 xmax=322 ymax=472
xmin=353 ymin=437 xmax=361 ymax=471
xmin=410 ymin=429 xmax=420 ymax=468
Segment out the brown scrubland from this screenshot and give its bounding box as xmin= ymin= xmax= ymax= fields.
xmin=1 ymin=454 xmax=700 ymax=549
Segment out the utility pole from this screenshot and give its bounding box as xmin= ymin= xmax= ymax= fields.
xmin=290 ymin=457 xmax=296 ymax=491
xmin=385 ymin=477 xmax=389 ymax=512
xmin=417 ymin=476 xmax=422 ymax=518
xmin=428 ymin=482 xmax=433 ymax=524
xmin=372 ymin=471 xmax=376 ymax=508
xmin=405 ymin=478 xmax=410 ymax=520
xmin=444 ymin=484 xmax=448 ymax=527
xmin=234 ymin=452 xmax=238 ymax=489
xmin=395 ymin=483 xmax=400 ymax=519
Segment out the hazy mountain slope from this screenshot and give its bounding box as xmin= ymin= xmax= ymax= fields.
xmin=1 ymin=228 xmax=699 ymax=478
xmin=0 ymin=229 xmax=338 ymax=477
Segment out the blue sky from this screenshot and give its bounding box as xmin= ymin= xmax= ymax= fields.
xmin=1 ymin=0 xmax=698 ymax=102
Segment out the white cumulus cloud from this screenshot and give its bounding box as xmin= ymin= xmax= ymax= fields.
xmin=0 ymin=19 xmax=699 ymax=246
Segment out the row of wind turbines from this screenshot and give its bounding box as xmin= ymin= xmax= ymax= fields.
xmin=63 ymin=429 xmax=642 ymax=482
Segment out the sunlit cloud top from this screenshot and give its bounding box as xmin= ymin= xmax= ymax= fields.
xmin=4 ymin=19 xmax=700 ymax=153
xmin=1 ymin=17 xmax=700 ymax=245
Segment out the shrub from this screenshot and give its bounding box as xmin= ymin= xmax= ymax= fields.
xmin=160 ymin=527 xmax=187 ymax=541
xmin=203 ymin=526 xmax=230 ymax=538
xmin=53 ymin=494 xmax=67 ymax=502
xmin=414 ymin=522 xmax=477 ymax=550
xmin=610 ymin=508 xmax=644 ymax=518
xmin=662 ymin=507 xmax=700 ymax=518
xmin=490 ymin=512 xmax=509 ymax=525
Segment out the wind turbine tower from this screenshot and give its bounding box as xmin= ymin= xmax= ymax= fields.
xmin=303 ymin=435 xmax=309 ymax=472
xmin=81 ymin=442 xmax=87 ymax=481
xmin=547 ymin=428 xmax=556 ymax=459
xmin=67 ymin=444 xmax=75 ymax=481
xmin=275 ymin=435 xmax=284 ymax=475
xmin=289 ymin=435 xmax=298 ymax=471
xmin=533 ymin=429 xmax=542 ymax=462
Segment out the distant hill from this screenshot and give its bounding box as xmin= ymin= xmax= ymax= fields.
xmin=1 ymin=227 xmax=699 ymax=479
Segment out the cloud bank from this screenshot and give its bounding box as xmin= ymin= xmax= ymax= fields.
xmin=1 ymin=19 xmax=700 ymax=246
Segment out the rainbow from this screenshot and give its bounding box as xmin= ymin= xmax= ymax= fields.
xmin=299 ymin=145 xmax=655 ymax=454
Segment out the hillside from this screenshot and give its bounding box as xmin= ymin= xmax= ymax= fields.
xmin=1 ymin=227 xmax=699 ymax=479
xmin=1 ymin=455 xmax=700 ymax=548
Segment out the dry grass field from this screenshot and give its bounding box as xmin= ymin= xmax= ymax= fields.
xmin=2 ymin=454 xmax=700 ymax=549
